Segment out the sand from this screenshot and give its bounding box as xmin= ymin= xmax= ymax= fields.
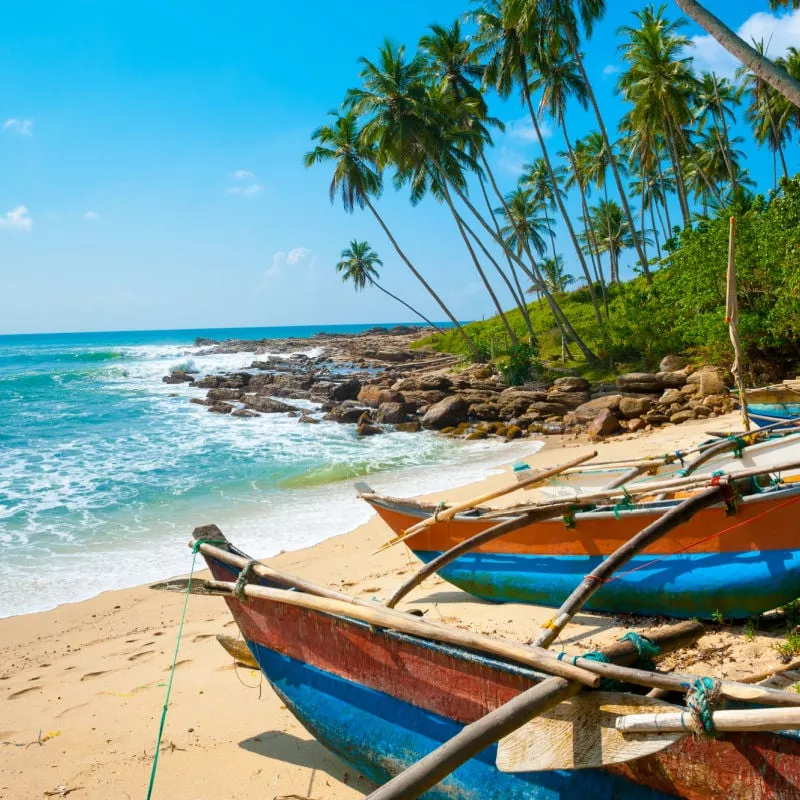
xmin=0 ymin=412 xmax=789 ymax=800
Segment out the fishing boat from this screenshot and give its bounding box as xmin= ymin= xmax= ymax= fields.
xmin=358 ymin=480 xmax=800 ymax=619
xmin=194 ymin=531 xmax=800 ymax=800
xmin=745 ymin=383 xmax=800 ymax=428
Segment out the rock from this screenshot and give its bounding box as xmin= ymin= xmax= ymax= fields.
xmin=572 ymin=394 xmax=623 ymax=424
xmin=619 ymin=396 xmax=652 ymax=419
xmin=163 ymin=371 xmax=194 ymax=384
xmin=207 ymin=387 xmax=244 ymax=402
xmin=190 ymin=397 xmax=211 ymax=406
xmin=702 ymin=394 xmax=728 ymax=409
xmin=399 ymin=390 xmax=448 ymax=407
xmin=242 ymin=396 xmax=298 ymax=414
xmin=416 ymin=374 xmax=452 ymax=392
xmin=693 ymin=405 xmax=712 ymax=417
xmin=330 ymin=378 xmax=362 ymax=401
xmin=246 ymin=374 xmax=274 ymax=393
xmin=644 ymin=412 xmax=669 ymax=425
xmin=670 ymin=410 xmax=696 ymax=424
xmin=627 ymin=417 xmax=647 ymax=433
xmin=587 ymin=408 xmax=621 ymax=438
xmin=392 ymin=377 xmax=418 ymax=392
xmin=498 ymin=387 xmax=549 ymax=404
xmin=468 ymin=402 xmax=500 ymax=420
xmin=394 ymin=421 xmax=422 ymax=433
xmin=616 ymin=373 xmax=662 ymax=393
xmin=659 ymin=388 xmax=683 ymax=405
xmin=421 ymin=395 xmax=470 ymax=430
xmin=231 ymin=408 xmax=259 ymax=418
xmin=530 ymin=401 xmax=570 ymax=416
xmin=356 ymin=422 xmax=384 ymax=436
xmin=655 ymin=371 xmax=688 ymax=388
xmin=681 ymin=383 xmax=699 ymax=397
xmin=298 ymin=413 xmax=320 ymax=424
xmin=358 ymin=385 xmax=405 ymax=407
xmin=192 ymin=375 xmax=220 ymax=389
xmin=465 ymin=430 xmax=487 ymax=440
xmin=374 ymin=349 xmax=413 ymax=362
xmin=551 ymin=376 xmax=590 ymax=393
xmin=686 ymin=366 xmax=731 ymax=397
xmin=538 ymin=422 xmax=567 ymax=435
xmin=375 ymin=402 xmax=409 ymax=424
xmin=545 ymin=390 xmax=591 ymax=409
xmin=208 ymin=402 xmax=233 ymax=414
xmin=324 ymin=402 xmax=375 ymax=424
xmin=659 ymin=355 xmax=687 ymax=372
xmin=505 ymin=425 xmax=523 ymax=440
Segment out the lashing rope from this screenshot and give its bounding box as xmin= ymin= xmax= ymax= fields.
xmin=618 ymin=631 xmax=661 ymax=670
xmin=233 ymin=559 xmax=259 ymax=601
xmin=686 ymin=677 xmax=722 ymax=737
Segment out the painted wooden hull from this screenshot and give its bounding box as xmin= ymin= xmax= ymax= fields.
xmin=748 ymin=404 xmax=800 ymax=429
xmin=201 ymin=550 xmax=800 ymax=799
xmin=362 ymin=486 xmax=800 ymax=619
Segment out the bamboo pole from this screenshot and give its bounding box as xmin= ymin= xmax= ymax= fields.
xmin=726 ymin=216 xmax=751 ymax=432
xmin=617 ymin=705 xmax=800 ymax=734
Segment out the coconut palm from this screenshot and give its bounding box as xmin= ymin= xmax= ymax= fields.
xmin=336 ymin=240 xmax=444 ymax=332
xmin=496 ymin=187 xmax=552 ymax=260
xmin=583 ymin=198 xmax=648 ymax=284
xmin=539 ymin=254 xmax=577 ymax=293
xmin=693 ymin=71 xmax=741 ymax=188
xmin=674 ymin=0 xmax=800 ymax=108
xmin=304 ymin=109 xmax=480 ymax=359
xmin=776 ymin=47 xmax=800 ymax=135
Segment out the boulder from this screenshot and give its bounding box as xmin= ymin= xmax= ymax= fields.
xmin=551 ymin=376 xmax=590 ymax=393
xmin=357 ymin=385 xmax=405 ymax=407
xmin=659 ymin=355 xmax=687 ymax=372
xmin=207 ymin=387 xmax=244 ymax=402
xmin=619 ymin=396 xmax=653 ymax=419
xmin=681 ymin=383 xmax=699 ymax=397
xmin=298 ymin=413 xmax=320 ymax=424
xmin=392 ymin=377 xmax=418 ymax=392
xmin=498 ymin=388 xmax=548 ymax=404
xmin=191 ymin=375 xmax=220 ymax=389
xmin=686 ymin=367 xmax=730 ymax=397
xmin=659 ymin=388 xmax=683 ymax=405
xmin=421 ymin=395 xmax=470 ymax=430
xmin=208 ymin=402 xmax=233 ymax=414
xmin=468 ymin=402 xmax=500 ymax=421
xmin=247 ymin=374 xmax=274 ymax=393
xmin=163 ymin=371 xmax=194 ymax=384
xmin=356 ymin=422 xmax=384 ymax=436
xmin=376 ymin=402 xmax=409 ymax=424
xmin=395 ymin=421 xmax=422 ymax=433
xmin=190 ymin=397 xmax=211 ymax=406
xmin=587 ymin=408 xmax=621 ymax=438
xmin=616 ymin=373 xmax=663 ymax=393
xmin=670 ymin=410 xmax=696 ymax=424
xmin=627 ymin=417 xmax=647 ymax=433
xmin=655 ymin=371 xmax=688 ymax=388
xmin=400 ymin=390 xmax=448 ymax=407
xmin=505 ymin=425 xmax=524 ymax=440
xmin=702 ymin=394 xmax=729 ymax=409
xmin=644 ymin=412 xmax=669 ymax=425
xmin=242 ymin=396 xmax=298 ymax=414
xmin=231 ymin=408 xmax=259 ymax=418
xmin=546 ymin=390 xmax=591 ymax=409
xmin=530 ymin=401 xmax=570 ymax=417
xmin=416 ymin=374 xmax=452 ymax=392
xmin=572 ymin=394 xmax=623 ymax=424
xmin=330 ymin=378 xmax=362 ymax=402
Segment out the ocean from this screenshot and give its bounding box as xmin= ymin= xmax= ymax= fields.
xmin=0 ymin=325 xmax=540 ymax=618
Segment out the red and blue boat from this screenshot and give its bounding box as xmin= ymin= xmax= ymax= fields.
xmin=358 ymin=482 xmax=800 ymax=619
xmin=745 ymin=384 xmax=800 ymax=429
xmin=196 ymin=531 xmax=800 ymax=799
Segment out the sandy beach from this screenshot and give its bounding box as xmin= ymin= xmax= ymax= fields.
xmin=1 ymin=411 xmax=787 ymax=800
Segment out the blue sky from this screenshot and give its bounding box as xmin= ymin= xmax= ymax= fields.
xmin=1 ymin=0 xmax=798 ymax=335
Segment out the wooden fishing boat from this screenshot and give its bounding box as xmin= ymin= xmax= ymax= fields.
xmin=746 ymin=383 xmax=800 ymax=429
xmin=195 ymin=533 xmax=800 ymax=799
xmin=358 ymin=482 xmax=800 ymax=619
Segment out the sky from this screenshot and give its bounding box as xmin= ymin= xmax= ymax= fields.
xmin=1 ymin=0 xmax=799 ymax=335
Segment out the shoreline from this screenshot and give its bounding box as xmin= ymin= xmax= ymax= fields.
xmin=3 ymin=412 xmax=790 ymax=800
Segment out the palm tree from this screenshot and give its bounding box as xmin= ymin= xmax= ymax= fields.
xmin=472 ymin=0 xmax=599 ymax=363
xmin=532 ymin=0 xmax=652 ymax=281
xmin=530 ymin=40 xmax=609 ymax=312
xmin=303 ymin=109 xmax=481 ymax=359
xmin=583 ymin=198 xmax=646 ymax=283
xmin=539 ymin=254 xmax=577 ymax=293
xmin=674 ymin=0 xmax=800 ymax=108
xmin=336 ymin=240 xmax=444 ymax=332
xmin=693 ymin=71 xmax=741 ymax=188
xmin=776 ymin=47 xmax=800 ymax=136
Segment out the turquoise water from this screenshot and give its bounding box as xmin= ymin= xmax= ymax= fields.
xmin=0 ymin=325 xmax=540 ymax=618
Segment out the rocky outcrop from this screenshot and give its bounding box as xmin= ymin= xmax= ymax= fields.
xmin=376 ymin=402 xmax=410 ymax=424
xmin=687 ymin=366 xmax=731 ymax=397
xmin=330 ymin=378 xmax=362 ymax=401
xmin=324 ymin=402 xmax=372 ymax=424
xmin=242 ymin=396 xmax=298 ymax=414
xmin=619 ymin=396 xmax=652 ymax=419
xmin=551 ymin=376 xmax=590 ymax=393
xmin=163 ymin=370 xmax=194 ymax=384
xmin=358 ymin=385 xmax=405 ymax=407
xmin=659 ymin=355 xmax=687 ymax=372
xmin=421 ymin=395 xmax=469 ymax=430
xmin=587 ymin=408 xmax=621 ymax=438
xmin=616 ymin=373 xmax=664 ymax=393
xmin=568 ymin=394 xmax=623 ymax=424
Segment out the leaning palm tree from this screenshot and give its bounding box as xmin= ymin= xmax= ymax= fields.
xmin=304 ymin=109 xmax=480 ymax=359
xmin=673 ymin=0 xmax=800 ymax=108
xmin=693 ymin=71 xmax=741 ymax=188
xmin=336 ymin=240 xmax=444 ymax=332
xmin=539 ymin=254 xmax=577 ymax=294
xmin=583 ymin=199 xmax=646 ymax=284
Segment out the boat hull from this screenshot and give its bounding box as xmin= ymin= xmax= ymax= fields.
xmin=748 ymin=404 xmax=800 ymax=429
xmin=202 ymin=551 xmax=800 ymax=799
xmin=365 ymin=488 xmax=800 ymax=619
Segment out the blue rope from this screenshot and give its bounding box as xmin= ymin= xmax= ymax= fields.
xmin=618 ymin=632 xmax=661 ymax=670
xmin=686 ymin=677 xmax=721 ymax=738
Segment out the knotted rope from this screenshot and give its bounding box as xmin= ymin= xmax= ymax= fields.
xmin=233 ymin=559 xmax=259 ymax=601
xmin=618 ymin=631 xmax=661 ymax=670
xmin=432 ymin=500 xmax=447 ymax=522
xmin=686 ymin=676 xmax=722 ymax=738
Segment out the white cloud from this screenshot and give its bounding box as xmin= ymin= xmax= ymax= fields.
xmin=2 ymin=118 xmax=33 ymax=136
xmin=505 ymin=116 xmax=552 ymax=142
xmin=692 ymin=9 xmax=800 ymax=79
xmin=261 ymin=247 xmax=316 ymax=286
xmin=233 ymin=169 xmax=255 ymax=179
xmin=226 ymin=183 xmax=264 ymax=197
xmin=602 ymin=64 xmax=620 ymax=77
xmin=0 ymin=206 xmax=32 ymax=231
xmin=84 ymin=210 xmax=99 ymax=220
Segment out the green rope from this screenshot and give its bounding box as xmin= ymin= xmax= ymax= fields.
xmin=618 ymin=631 xmax=661 ymax=670
xmin=727 ymin=435 xmax=744 ymax=459
xmin=686 ymin=677 xmax=722 ymax=738
xmin=145 ymin=539 xmax=223 ymax=800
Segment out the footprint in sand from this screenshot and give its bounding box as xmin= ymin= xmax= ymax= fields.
xmin=80 ymin=671 xmax=109 ymax=681
xmin=167 ymin=659 xmax=192 ymax=671
xmin=128 ymin=650 xmax=155 ymax=661
xmin=192 ymin=633 xmax=213 ymax=642
xmin=9 ymin=686 xmax=42 ymax=699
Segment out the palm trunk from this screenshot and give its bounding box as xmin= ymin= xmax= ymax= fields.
xmin=564 ymin=26 xmax=651 ymax=283
xmin=649 ymin=202 xmax=662 ymax=260
xmin=672 ymin=118 xmax=724 ymax=206
xmin=674 ymin=0 xmax=800 ymax=108
xmin=664 ymin=114 xmax=692 ymax=227
xmin=711 ymin=78 xmax=737 ymax=188
xmin=578 ymin=185 xmax=609 ymax=317
xmin=368 ymin=279 xmax=444 ymax=333
xmin=560 ymin=116 xmax=603 ymax=326
xmin=655 ymin=158 xmax=674 ymax=234
xmin=363 ymin=197 xmax=481 ymax=361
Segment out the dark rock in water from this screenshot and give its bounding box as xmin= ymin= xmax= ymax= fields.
xmin=163 ymin=371 xmax=194 ymax=384
xmin=208 ymin=402 xmax=234 ymax=414
xmin=190 ymin=397 xmax=212 ymax=406
xmin=330 ymin=378 xmax=362 ymax=402
xmin=250 ymin=360 xmax=272 ymax=370
xmin=192 ymin=375 xmax=221 ymax=389
xmin=587 ymin=408 xmax=621 ymax=438
xmin=232 ymin=408 xmax=259 ymax=418
xmin=357 ymin=385 xmax=404 ymax=407
xmin=324 ymin=402 xmax=372 ymax=424
xmin=242 ymin=395 xmax=298 ymax=414
xmin=375 ymin=401 xmax=409 ymax=424
xmin=395 ymin=420 xmax=422 ymax=433
xmin=298 ymin=413 xmax=320 ymax=424
xmin=194 ymin=337 xmax=218 ymax=346
xmin=356 ymin=422 xmax=384 ymax=436
xmin=207 ymin=387 xmax=244 ymax=402
xmin=421 ymin=395 xmax=469 ymax=430
xmin=247 ymin=374 xmax=274 ymax=394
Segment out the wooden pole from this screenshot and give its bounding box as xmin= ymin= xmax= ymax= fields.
xmin=617 ymin=705 xmax=800 ymax=735
xmin=532 ymin=485 xmax=727 ymax=648
xmin=726 ymin=216 xmax=751 ymax=432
